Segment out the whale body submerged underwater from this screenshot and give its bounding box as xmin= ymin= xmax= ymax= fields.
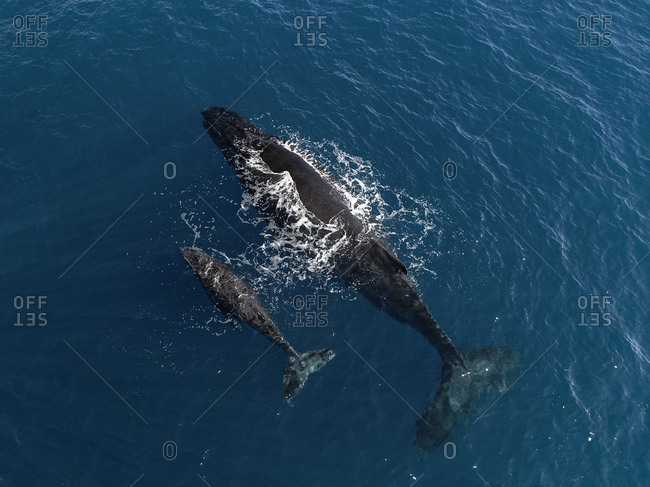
xmin=200 ymin=106 xmax=520 ymax=451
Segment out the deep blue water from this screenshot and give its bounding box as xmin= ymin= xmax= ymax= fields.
xmin=2 ymin=0 xmax=649 ymax=485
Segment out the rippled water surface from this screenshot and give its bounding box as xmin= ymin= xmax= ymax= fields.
xmin=1 ymin=0 xmax=649 ymax=485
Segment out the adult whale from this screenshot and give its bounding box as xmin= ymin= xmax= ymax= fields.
xmin=201 ymin=106 xmax=519 ymax=450
xmin=182 ymin=247 xmax=335 ymax=401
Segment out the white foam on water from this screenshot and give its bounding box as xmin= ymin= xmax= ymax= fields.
xmin=163 ymin=133 xmax=448 ymax=309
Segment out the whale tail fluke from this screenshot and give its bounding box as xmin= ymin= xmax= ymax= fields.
xmin=282 ymin=349 xmax=336 ymax=401
xmin=415 ymin=345 xmax=520 ymax=452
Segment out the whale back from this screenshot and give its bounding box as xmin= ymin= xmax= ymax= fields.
xmin=181 ymin=247 xmax=274 ymax=332
xmin=259 ymin=142 xmax=365 ymax=233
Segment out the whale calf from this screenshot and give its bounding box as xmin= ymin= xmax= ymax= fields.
xmin=181 ymin=247 xmax=335 ymax=401
xmin=201 ymin=107 xmax=519 ymax=450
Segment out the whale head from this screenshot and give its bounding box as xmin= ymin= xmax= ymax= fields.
xmin=201 ymin=106 xmax=268 ymax=155
xmin=180 ymin=246 xmax=230 ymax=285
xmin=181 ymin=246 xmax=209 ymax=276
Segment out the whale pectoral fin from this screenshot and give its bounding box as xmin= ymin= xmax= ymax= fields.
xmin=373 ymin=240 xmax=408 ymax=274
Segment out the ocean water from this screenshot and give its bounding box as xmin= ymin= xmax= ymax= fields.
xmin=2 ymin=0 xmax=649 ymax=485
